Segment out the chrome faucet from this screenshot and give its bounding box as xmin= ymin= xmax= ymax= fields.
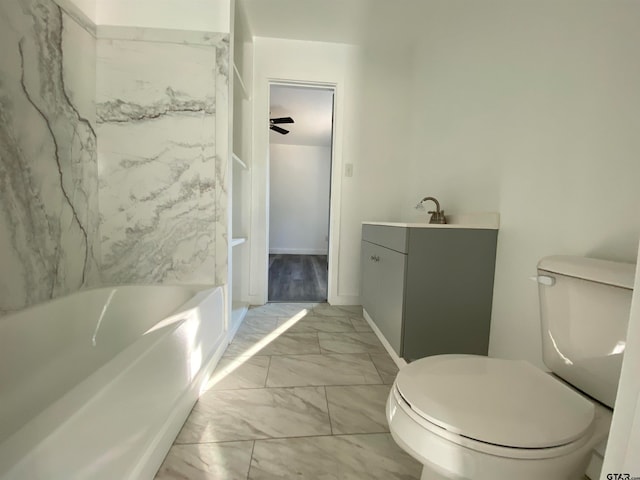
xmin=416 ymin=196 xmax=447 ymax=224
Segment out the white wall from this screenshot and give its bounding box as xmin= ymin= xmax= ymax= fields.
xmin=248 ymin=37 xmax=357 ymax=305
xmin=602 ymin=242 xmax=640 ymax=477
xmin=399 ymin=0 xmax=640 ymax=368
xmin=62 ymin=0 xmax=96 ymax=22
xmin=96 ymin=0 xmax=230 ymax=32
xmin=269 ymin=144 xmax=331 ymax=255
xmin=247 ymin=36 xmax=412 ymax=305
xmin=246 ymin=3 xmax=640 ymax=373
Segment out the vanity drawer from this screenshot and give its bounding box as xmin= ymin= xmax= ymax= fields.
xmin=362 ymin=225 xmax=408 ymax=254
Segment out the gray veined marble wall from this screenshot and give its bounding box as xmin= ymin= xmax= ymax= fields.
xmin=96 ymin=30 xmax=229 ymax=286
xmin=0 ymin=0 xmax=99 ymax=314
xmin=0 ymin=4 xmax=230 ymax=316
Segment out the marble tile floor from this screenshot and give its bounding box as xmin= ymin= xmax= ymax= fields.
xmin=155 ymin=303 xmax=421 ymax=479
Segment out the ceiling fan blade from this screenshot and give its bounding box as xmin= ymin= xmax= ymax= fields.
xmin=270 ymin=116 xmax=294 ymax=124
xmin=270 ymin=125 xmax=290 ymax=135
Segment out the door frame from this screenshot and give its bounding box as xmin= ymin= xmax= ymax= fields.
xmin=264 ymin=79 xmax=340 ymax=304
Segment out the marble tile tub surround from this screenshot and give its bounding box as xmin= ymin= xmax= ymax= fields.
xmin=0 ymin=0 xmax=99 ymax=314
xmin=156 ymin=303 xmax=419 ymax=479
xmin=0 ymin=2 xmax=231 ymax=314
xmin=96 ymin=31 xmax=229 ymax=286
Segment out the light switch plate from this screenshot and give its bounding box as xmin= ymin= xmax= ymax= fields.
xmin=344 ymin=163 xmax=353 ymax=177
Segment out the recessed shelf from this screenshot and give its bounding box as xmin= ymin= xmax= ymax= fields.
xmin=233 ymin=63 xmax=250 ymax=100
xmin=232 ymin=152 xmax=249 ymax=170
xmin=231 ymin=237 xmax=247 ymax=247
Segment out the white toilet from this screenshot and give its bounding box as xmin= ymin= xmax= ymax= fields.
xmin=387 ymin=256 xmax=635 ymax=480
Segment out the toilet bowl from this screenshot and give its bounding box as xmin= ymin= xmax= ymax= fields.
xmin=387 ymin=355 xmax=612 ymax=480
xmin=386 ymin=256 xmax=634 ymax=480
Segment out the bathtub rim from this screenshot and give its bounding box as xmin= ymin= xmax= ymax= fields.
xmin=0 ymin=283 xmax=217 ymax=320
xmin=0 ymin=284 xmax=226 ymax=478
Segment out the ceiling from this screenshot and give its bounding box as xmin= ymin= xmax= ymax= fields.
xmin=270 ymin=85 xmax=334 ymax=147
xmin=239 ymin=0 xmax=419 ymax=46
xmin=244 ymin=0 xmax=416 ymax=148
xmin=240 ymin=0 xmax=369 ymax=45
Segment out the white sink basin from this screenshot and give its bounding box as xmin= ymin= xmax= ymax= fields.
xmin=362 ymin=212 xmax=500 ymax=230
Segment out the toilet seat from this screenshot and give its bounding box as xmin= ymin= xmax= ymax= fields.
xmin=394 ymin=355 xmax=596 ymax=453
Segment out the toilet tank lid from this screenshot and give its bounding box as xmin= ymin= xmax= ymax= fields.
xmin=538 ymin=256 xmax=636 ymax=290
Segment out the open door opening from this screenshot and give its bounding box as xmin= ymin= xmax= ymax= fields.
xmin=267 ymin=83 xmax=335 ymax=303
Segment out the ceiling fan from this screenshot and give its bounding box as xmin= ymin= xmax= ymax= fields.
xmin=269 ymin=116 xmax=294 ymax=135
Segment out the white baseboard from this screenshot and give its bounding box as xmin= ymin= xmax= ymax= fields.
xmin=269 ymin=248 xmax=328 ymax=255
xmin=328 ymin=294 xmax=360 ymax=306
xmin=363 ymin=308 xmax=407 ymax=370
xmin=228 ymin=302 xmax=249 ymax=344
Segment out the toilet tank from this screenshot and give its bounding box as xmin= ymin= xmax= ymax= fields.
xmin=537 ymin=256 xmax=635 ymax=408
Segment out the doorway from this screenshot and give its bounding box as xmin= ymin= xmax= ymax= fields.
xmin=267 ymin=83 xmax=335 ymax=302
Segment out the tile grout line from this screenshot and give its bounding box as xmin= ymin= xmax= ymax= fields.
xmin=246 ymin=440 xmax=256 ymax=480
xmin=174 ymin=429 xmax=358 ymax=447
xmin=211 ymin=382 xmax=387 ymax=391
xmin=223 ymin=351 xmax=385 ymax=358
xmin=323 ymin=385 xmax=334 ymax=436
xmin=246 ymin=431 xmax=398 ymax=444
xmin=264 ymin=355 xmax=273 ymax=388
xmin=173 ymin=438 xmax=259 ymax=446
xmin=368 ymin=352 xmax=385 ymax=384
xmin=232 ymin=351 xmax=378 ymax=356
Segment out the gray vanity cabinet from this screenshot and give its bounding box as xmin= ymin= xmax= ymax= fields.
xmin=361 ymin=224 xmax=498 ymax=362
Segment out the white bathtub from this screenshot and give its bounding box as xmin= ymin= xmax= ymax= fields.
xmin=0 ymin=285 xmax=227 ymax=480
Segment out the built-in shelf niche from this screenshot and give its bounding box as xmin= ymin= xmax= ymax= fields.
xmin=233 ymin=63 xmax=250 ymax=100
xmin=230 ymin=0 xmax=253 ymax=334
xmin=231 ymin=237 xmax=247 ymax=247
xmin=232 ymin=152 xmax=249 ymax=170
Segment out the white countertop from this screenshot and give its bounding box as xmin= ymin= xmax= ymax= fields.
xmin=363 ymin=213 xmax=500 ymax=230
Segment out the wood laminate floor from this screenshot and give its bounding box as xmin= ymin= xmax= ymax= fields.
xmin=268 ymin=254 xmax=328 ymax=302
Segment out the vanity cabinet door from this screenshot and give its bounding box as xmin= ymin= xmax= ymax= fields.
xmin=375 ymin=245 xmax=406 ymax=355
xmin=361 ymin=241 xmax=380 ymax=321
xmin=361 ymin=240 xmax=406 ymax=356
xmin=402 ymin=228 xmax=497 ymax=361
